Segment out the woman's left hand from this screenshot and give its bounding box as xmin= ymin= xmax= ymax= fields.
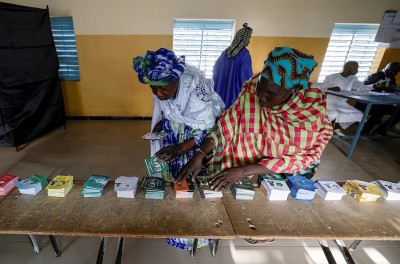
xmin=154 ymin=145 xmax=182 ymax=162
xmin=209 ymin=167 xmax=245 ymax=191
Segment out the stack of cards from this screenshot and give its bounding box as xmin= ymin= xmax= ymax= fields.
xmin=342 ymin=180 xmax=383 ymax=202
xmin=287 ymin=176 xmax=317 ymax=201
xmin=0 ymin=174 xmax=19 ymax=195
xmin=82 ymin=175 xmax=110 ymax=197
xmin=374 ymin=180 xmax=400 ymax=201
xmin=145 ymin=157 xmax=169 ymax=176
xmin=230 ymin=178 xmax=255 ymax=200
xmin=142 ymin=132 xmax=166 ymax=140
xmin=46 ymin=175 xmax=74 ymax=197
xmin=141 ymin=176 xmax=166 ymax=199
xmin=257 ymin=174 xmax=284 ymax=187
xmin=15 ymin=175 xmax=48 ymax=195
xmin=261 ymin=179 xmax=290 ymax=200
xmin=315 ymin=180 xmax=347 ymax=200
xmin=197 ymin=177 xmax=223 ymax=199
xmin=114 ymin=176 xmax=139 ymax=198
xmin=173 ymin=178 xmax=195 ymax=198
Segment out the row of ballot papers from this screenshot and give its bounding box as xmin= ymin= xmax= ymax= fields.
xmin=260 ymin=176 xmax=400 ymax=202
xmin=4 ymin=170 xmax=400 ymax=203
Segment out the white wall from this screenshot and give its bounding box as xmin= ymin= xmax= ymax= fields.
xmin=3 ymin=0 xmax=400 ymax=37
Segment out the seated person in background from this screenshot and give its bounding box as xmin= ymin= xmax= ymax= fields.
xmin=133 ymin=48 xmax=225 ymax=251
xmin=178 ymin=46 xmax=333 ymax=190
xmin=213 ymin=23 xmax=253 ymax=109
xmin=364 ymin=62 xmax=400 ymax=92
xmin=355 ymin=62 xmax=400 ymax=135
xmin=320 ymin=61 xmax=372 ymax=134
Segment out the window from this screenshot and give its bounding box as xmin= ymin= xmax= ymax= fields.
xmin=318 ymin=24 xmax=379 ymax=83
xmin=50 ymin=16 xmax=80 ymax=81
xmin=173 ymin=19 xmax=234 ymax=78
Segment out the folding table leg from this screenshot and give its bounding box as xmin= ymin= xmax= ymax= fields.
xmin=28 ymin=234 xmax=40 ymax=254
xmin=190 ymin=238 xmax=198 ymax=258
xmin=318 ymin=240 xmax=336 ymax=264
xmin=211 ymin=239 xmax=219 ymax=256
xmin=334 ymin=240 xmax=355 ymax=264
xmin=96 ymin=237 xmax=107 ymax=264
xmin=347 ymin=103 xmax=372 ymax=157
xmin=115 ymin=237 xmax=124 ymax=264
xmin=49 ymin=235 xmax=61 ymax=257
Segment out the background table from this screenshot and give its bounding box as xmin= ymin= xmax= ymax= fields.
xmin=325 ymin=91 xmax=400 ymax=157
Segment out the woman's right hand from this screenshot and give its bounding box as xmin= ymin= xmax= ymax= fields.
xmin=176 ymin=152 xmax=204 ymax=184
xmin=154 ymin=145 xmax=182 ymax=162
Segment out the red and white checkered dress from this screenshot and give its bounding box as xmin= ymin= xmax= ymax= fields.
xmin=208 ymin=73 xmax=333 ymax=176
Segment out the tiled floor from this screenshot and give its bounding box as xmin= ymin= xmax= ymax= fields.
xmin=1 ymin=120 xmax=400 ymax=264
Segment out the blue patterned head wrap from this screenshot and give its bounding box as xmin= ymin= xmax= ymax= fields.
xmin=263 ymin=46 xmax=317 ymax=92
xmin=132 ymin=48 xmax=186 ymax=86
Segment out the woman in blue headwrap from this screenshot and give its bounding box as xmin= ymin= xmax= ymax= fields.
xmin=133 ymin=48 xmax=224 ymax=181
xmin=133 ymin=48 xmax=224 ymax=251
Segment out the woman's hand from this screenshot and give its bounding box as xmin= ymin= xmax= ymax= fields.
xmin=154 ymin=145 xmax=182 ymax=162
xmin=176 ymin=152 xmax=204 ymax=184
xmin=155 ymin=139 xmax=196 ymax=163
xmin=373 ymin=81 xmax=387 ymax=90
xmin=209 ymin=167 xmax=246 ymax=191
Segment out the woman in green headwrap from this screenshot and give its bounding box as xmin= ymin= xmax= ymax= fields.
xmin=177 ymin=47 xmax=333 ymax=189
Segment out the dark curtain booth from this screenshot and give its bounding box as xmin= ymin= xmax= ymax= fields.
xmin=0 ymin=3 xmax=65 ymax=148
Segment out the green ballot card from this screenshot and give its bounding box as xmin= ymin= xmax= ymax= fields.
xmin=144 ymin=157 xmax=169 ymax=176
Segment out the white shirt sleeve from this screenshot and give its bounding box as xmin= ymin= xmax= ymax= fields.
xmin=321 ymin=74 xmax=338 ymax=91
xmin=351 ymin=79 xmax=373 ymax=91
xmin=320 ymin=74 xmax=334 ymax=91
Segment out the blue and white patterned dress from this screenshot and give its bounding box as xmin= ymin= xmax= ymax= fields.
xmin=150 ymin=64 xmax=225 ymax=250
xmin=160 ymin=118 xmax=209 ymax=181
